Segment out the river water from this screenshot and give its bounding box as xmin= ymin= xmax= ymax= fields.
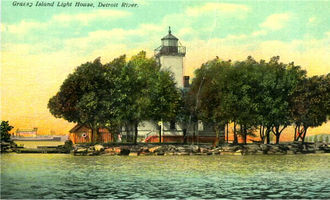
xmin=1 ymin=154 xmax=330 ymax=199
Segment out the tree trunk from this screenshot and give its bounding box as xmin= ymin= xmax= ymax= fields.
xmin=159 ymin=124 xmax=162 ymax=144
xmin=96 ymin=129 xmax=100 ymax=143
xmin=233 ymin=121 xmax=238 ymax=144
xmin=133 ymin=122 xmax=138 ymax=145
xmin=214 ymin=124 xmax=220 ymax=147
xmin=259 ymin=126 xmax=265 ymax=143
xmin=243 ymin=124 xmax=247 ymax=145
xmin=192 ymin=122 xmax=196 ymax=145
xmin=302 ymin=127 xmax=308 ymax=144
xmin=226 ymin=123 xmax=229 ymax=143
xmin=240 ymin=124 xmax=245 ymax=144
xmin=266 ymin=127 xmax=270 ymax=144
xmin=183 ymin=128 xmax=187 ymax=144
xmin=275 ymin=134 xmax=280 ymax=144
xmin=273 ymin=125 xmax=287 ymax=144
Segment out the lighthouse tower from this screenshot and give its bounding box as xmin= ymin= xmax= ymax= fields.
xmin=154 ymin=27 xmax=186 ymax=88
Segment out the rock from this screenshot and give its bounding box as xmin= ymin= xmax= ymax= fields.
xmin=234 ymin=150 xmax=242 ymax=155
xmin=189 ymin=145 xmax=200 ymax=153
xmin=200 ymin=147 xmax=210 ymax=153
xmin=220 ymin=151 xmax=234 ymax=155
xmin=255 ymin=150 xmax=264 ymax=155
xmin=286 ymin=150 xmax=295 ymax=155
xmin=177 ymin=147 xmax=186 ymax=152
xmin=149 ymin=146 xmax=162 ymax=153
xmin=228 ymin=145 xmax=240 ymax=151
xmin=129 ymin=151 xmax=139 ymax=156
xmin=94 ymin=144 xmax=104 ymax=152
xmin=165 ymin=152 xmax=175 ymax=156
xmin=267 ymin=151 xmax=275 ymax=154
xmin=138 ymin=147 xmax=150 ymax=155
xmin=120 ymin=148 xmax=130 ymax=155
xmin=155 ymin=152 xmax=164 ymax=156
xmin=76 ymin=148 xmax=88 ymax=153
xmin=167 ymin=145 xmax=177 ymax=151
xmin=269 ymin=145 xmax=280 ymax=151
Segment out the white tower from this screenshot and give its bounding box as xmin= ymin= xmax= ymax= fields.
xmin=155 ymin=27 xmax=186 ymax=88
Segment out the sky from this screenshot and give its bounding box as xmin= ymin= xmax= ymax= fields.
xmin=1 ymin=0 xmax=330 ymax=135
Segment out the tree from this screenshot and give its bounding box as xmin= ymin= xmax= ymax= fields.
xmin=49 ymin=51 xmax=182 ymax=144
xmin=188 ymin=56 xmax=307 ymax=144
xmin=48 ymin=58 xmax=116 ymax=143
xmin=148 ymin=70 xmax=182 ymax=143
xmin=113 ymin=51 xmax=181 ymax=144
xmin=188 ymin=58 xmax=232 ymax=146
xmin=257 ymin=57 xmax=306 ymax=144
xmin=1 ymin=121 xmax=13 ymax=143
xmin=290 ymin=75 xmax=330 ymax=143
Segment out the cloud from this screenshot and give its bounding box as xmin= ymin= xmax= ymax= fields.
xmin=309 ymin=17 xmax=316 ymax=23
xmin=252 ymin=30 xmax=267 ymax=37
xmin=1 ymin=20 xmax=44 ymax=34
xmin=186 ymin=3 xmax=250 ymax=17
xmin=51 ymin=9 xmax=130 ymax=25
xmin=1 ymin=9 xmax=131 ymax=36
xmin=260 ymin=13 xmax=291 ymax=30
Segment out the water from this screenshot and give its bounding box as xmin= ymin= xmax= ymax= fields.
xmin=1 ymin=154 xmax=330 ymax=199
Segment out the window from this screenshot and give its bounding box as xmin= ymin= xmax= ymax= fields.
xmin=170 ymin=120 xmax=176 ymax=130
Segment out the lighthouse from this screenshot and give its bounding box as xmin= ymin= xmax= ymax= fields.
xmin=154 ymin=27 xmax=186 ymax=88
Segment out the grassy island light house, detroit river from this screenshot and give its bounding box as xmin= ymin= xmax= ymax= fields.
xmin=21 ymin=1 xmax=139 ymax=7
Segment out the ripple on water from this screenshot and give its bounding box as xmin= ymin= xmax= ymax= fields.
xmin=1 ymin=154 xmax=330 ymax=199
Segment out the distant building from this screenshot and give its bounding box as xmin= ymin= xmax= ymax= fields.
xmin=16 ymin=128 xmax=38 ymax=138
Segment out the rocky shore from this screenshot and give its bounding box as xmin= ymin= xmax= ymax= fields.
xmin=71 ymin=141 xmax=330 ymax=156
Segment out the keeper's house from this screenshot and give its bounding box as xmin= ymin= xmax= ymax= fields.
xmin=69 ymin=124 xmax=113 ymax=143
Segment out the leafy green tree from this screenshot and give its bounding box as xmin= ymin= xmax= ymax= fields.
xmin=290 ymin=75 xmax=330 ymax=143
xmin=231 ymin=57 xmax=262 ymax=144
xmin=49 ymin=52 xmax=180 ymax=144
xmin=112 ymin=51 xmax=180 ymax=144
xmin=258 ymin=57 xmax=305 ymax=144
xmin=189 ymin=56 xmax=306 ymax=144
xmin=1 ymin=121 xmax=13 ymax=142
xmin=48 ymin=58 xmax=116 ymax=142
xmin=188 ymin=58 xmax=233 ymax=145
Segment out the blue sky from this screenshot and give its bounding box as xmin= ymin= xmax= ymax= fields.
xmin=1 ymin=0 xmax=330 ymax=134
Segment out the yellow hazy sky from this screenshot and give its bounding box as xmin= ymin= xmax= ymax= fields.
xmin=1 ymin=0 xmax=330 ymax=135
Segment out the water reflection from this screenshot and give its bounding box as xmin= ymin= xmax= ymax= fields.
xmin=1 ymin=154 xmax=330 ymax=199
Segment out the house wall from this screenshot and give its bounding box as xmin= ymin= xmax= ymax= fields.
xmin=70 ymin=126 xmax=113 ymax=144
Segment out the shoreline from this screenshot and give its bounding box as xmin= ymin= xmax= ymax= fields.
xmin=2 ymin=141 xmax=329 ymax=156
xmin=71 ymin=142 xmax=330 ymax=156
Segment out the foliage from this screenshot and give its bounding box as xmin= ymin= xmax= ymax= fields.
xmin=48 ymin=58 xmax=113 ymax=142
xmin=290 ymin=75 xmax=330 ymax=143
xmin=188 ymin=56 xmax=315 ymax=144
xmin=1 ymin=121 xmax=13 ymax=143
xmin=48 ymin=51 xmax=180 ymax=144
